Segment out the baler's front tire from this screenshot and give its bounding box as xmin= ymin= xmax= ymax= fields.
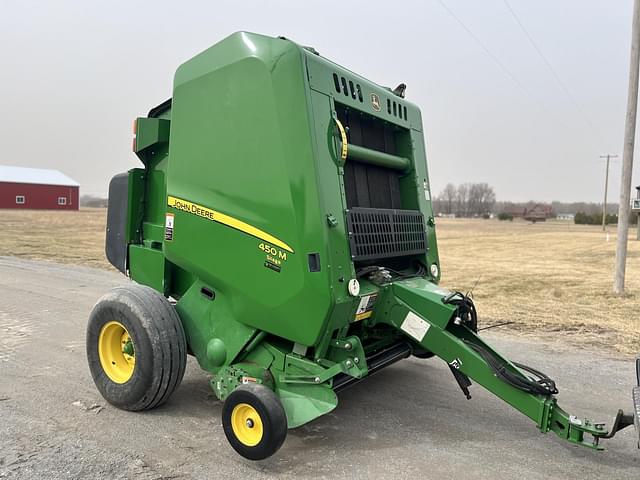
xmin=222 ymin=383 xmax=287 ymax=460
xmin=86 ymin=284 xmax=187 ymax=411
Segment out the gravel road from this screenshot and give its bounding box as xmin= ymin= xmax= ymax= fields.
xmin=0 ymin=256 xmax=638 ymax=479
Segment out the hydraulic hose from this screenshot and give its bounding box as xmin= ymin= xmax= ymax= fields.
xmin=463 ymin=340 xmax=558 ymax=396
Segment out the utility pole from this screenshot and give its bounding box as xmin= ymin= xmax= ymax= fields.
xmin=600 ymin=154 xmax=617 ymax=231
xmin=614 ymin=0 xmax=640 ymax=295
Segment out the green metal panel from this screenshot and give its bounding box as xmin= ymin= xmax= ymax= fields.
xmin=305 ymin=52 xmax=421 ymax=130
xmin=164 ymin=33 xmax=335 ymax=348
xmin=134 ymin=118 xmax=170 ymax=157
xmin=128 ymin=244 xmax=165 ymax=292
xmin=407 ymin=128 xmax=440 ymax=280
xmin=125 ymin=168 xmax=145 ymax=245
xmin=175 ymin=279 xmax=257 ymax=373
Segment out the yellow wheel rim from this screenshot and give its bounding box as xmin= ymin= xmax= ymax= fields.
xmin=231 ymin=403 xmax=264 ymax=447
xmin=98 ymin=321 xmax=135 ymax=384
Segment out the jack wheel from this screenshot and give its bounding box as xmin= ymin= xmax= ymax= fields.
xmin=222 ymin=383 xmax=287 ymax=460
xmin=86 ymin=284 xmax=187 ymax=411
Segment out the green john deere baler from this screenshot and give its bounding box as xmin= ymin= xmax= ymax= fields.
xmin=88 ymin=31 xmax=640 ymax=460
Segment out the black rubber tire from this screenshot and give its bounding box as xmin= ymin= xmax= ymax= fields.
xmin=86 ymin=284 xmax=187 ymax=411
xmin=222 ymin=384 xmax=287 ymax=460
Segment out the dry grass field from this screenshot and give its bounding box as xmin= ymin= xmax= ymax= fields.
xmin=0 ymin=209 xmax=638 ymax=355
xmin=437 ymin=218 xmax=640 ymax=355
xmin=0 ymin=208 xmax=108 ymax=269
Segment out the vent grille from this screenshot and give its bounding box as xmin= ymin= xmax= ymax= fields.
xmin=332 ymin=73 xmax=408 ymax=121
xmin=346 ymin=208 xmax=426 ymax=261
xmin=387 ymin=98 xmax=408 ymax=120
xmin=333 ymin=73 xmax=363 ymax=102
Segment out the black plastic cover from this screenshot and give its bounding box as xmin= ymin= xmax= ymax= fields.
xmin=148 ymin=98 xmax=172 ymax=118
xmin=105 ymin=173 xmax=129 ymax=273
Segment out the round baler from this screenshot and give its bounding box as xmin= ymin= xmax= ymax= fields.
xmin=88 ymin=32 xmax=640 ymax=460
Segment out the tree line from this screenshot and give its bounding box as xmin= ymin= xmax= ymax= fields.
xmin=574 ymin=211 xmax=638 ymax=225
xmin=433 ymin=183 xmax=630 ymax=218
xmin=434 ymin=183 xmax=496 ymax=217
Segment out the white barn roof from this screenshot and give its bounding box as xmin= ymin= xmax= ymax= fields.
xmin=0 ymin=165 xmax=79 ymax=187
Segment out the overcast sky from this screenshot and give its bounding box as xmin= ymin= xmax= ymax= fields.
xmin=1 ymin=0 xmax=638 ymax=202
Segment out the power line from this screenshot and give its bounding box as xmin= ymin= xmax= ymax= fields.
xmin=502 ymin=0 xmax=601 ymax=139
xmin=435 ymin=0 xmax=536 ymax=100
xmin=436 ymin=0 xmax=607 ymax=149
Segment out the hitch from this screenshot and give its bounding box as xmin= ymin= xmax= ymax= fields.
xmin=597 ymin=410 xmax=635 ymax=440
xmin=544 ymin=406 xmax=634 ymax=450
xmin=377 ymin=277 xmax=640 ymax=451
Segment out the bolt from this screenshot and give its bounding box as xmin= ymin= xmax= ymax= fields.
xmin=344 ymin=342 xmax=352 ymax=350
xmin=314 ymin=377 xmax=321 ymax=384
xmin=246 ymin=419 xmax=254 ymax=428
xmin=345 ymin=360 xmax=353 ymax=368
xmin=353 ymin=357 xmax=359 ymax=364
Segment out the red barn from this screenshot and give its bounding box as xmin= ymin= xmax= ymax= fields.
xmin=0 ymin=165 xmax=79 ymax=210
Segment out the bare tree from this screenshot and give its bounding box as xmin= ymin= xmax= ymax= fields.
xmin=440 ymin=183 xmax=457 ymax=214
xmin=472 ymin=182 xmax=495 ymax=215
xmin=468 ymin=183 xmax=481 ymax=214
xmin=456 ymin=184 xmax=469 ymax=217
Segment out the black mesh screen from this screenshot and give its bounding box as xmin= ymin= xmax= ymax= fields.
xmin=346 ymin=208 xmax=426 ymax=261
xmin=336 ymin=104 xmax=402 ymax=210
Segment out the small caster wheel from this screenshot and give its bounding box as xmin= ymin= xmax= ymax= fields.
xmin=222 ymin=383 xmax=287 ymax=460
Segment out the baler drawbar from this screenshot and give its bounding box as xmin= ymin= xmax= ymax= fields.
xmin=88 ymin=32 xmax=640 ymax=460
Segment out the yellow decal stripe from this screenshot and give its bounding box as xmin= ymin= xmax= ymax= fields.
xmin=335 ymin=118 xmax=348 ymax=161
xmin=167 ymin=196 xmax=294 ymax=253
xmin=355 ymin=311 xmax=373 ymax=321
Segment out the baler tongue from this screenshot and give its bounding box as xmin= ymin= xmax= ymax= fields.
xmin=375 ymin=277 xmax=637 ymax=450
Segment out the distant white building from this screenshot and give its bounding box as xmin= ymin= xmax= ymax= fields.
xmin=556 ymin=213 xmax=575 ymax=221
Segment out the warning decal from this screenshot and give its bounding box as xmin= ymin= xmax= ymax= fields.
xmin=400 ymin=311 xmax=431 ymax=341
xmin=355 ymin=294 xmax=378 ymax=321
xmin=165 ymin=213 xmax=174 ymax=241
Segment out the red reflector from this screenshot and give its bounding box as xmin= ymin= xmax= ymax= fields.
xmin=132 ymin=118 xmax=137 ymax=151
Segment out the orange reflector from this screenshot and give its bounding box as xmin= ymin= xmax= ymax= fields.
xmin=132 ymin=118 xmax=137 ymax=151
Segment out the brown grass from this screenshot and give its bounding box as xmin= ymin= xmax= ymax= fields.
xmin=437 ymin=218 xmax=640 ymax=355
xmin=0 ymin=209 xmax=638 ymax=354
xmin=0 ymin=208 xmax=109 ymax=269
